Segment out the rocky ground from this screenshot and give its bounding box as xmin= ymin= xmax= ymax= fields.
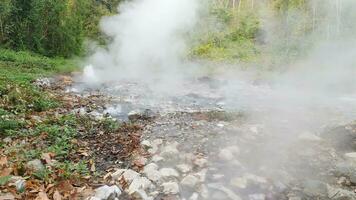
xmin=2 ymin=75 xmax=356 ymax=200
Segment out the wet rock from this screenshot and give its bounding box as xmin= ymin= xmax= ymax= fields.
xmin=162 ymin=182 xmax=180 ymax=194
xmin=302 ymin=180 xmax=327 ymax=197
xmin=176 ymin=164 xmax=192 ymax=174
xmin=26 ymin=159 xmax=44 ymax=172
xmin=94 ymin=185 xmax=121 ymax=200
xmin=181 ymin=175 xmax=199 ymax=188
xmin=160 ymin=168 xmax=180 ymax=178
xmin=327 ymin=185 xmax=356 ymax=200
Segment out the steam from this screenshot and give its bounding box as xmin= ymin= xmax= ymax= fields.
xmin=84 ymin=0 xmax=200 ymax=84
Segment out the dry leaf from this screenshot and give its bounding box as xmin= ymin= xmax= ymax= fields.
xmin=0 ymin=193 xmax=15 ymax=200
xmin=35 ymin=192 xmax=49 ymax=200
xmin=0 ymin=156 xmax=8 ymax=167
xmin=0 ymin=167 xmax=13 ymax=176
xmin=53 ymin=190 xmax=62 ymax=200
xmin=41 ymin=153 xmax=55 ymax=164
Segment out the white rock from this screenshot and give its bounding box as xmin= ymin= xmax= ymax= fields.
xmin=121 ymin=169 xmax=140 ymax=183
xmin=131 ymin=189 xmax=154 ymax=200
xmin=161 ymin=145 xmax=179 ymax=157
xmin=162 ymin=182 xmax=180 ymax=194
xmin=189 ymin=193 xmax=199 ymax=200
xmin=111 ymin=169 xmax=126 ymax=180
xmin=143 ymin=165 xmax=162 ymax=182
xmin=152 ymin=155 xmax=164 ymax=163
xmin=345 ymin=152 xmax=356 ymax=159
xmin=195 ymin=169 xmax=208 ymax=182
xmin=141 ymin=140 xmax=152 ymax=148
xmin=160 ymin=168 xmax=180 ymax=178
xmin=218 ymin=146 xmax=239 ymax=161
xmin=249 ymin=194 xmax=266 ymax=200
xmin=200 ymin=184 xmax=209 ymax=199
xmin=193 ymin=157 xmax=208 ymax=168
xmin=176 ymin=164 xmax=192 ymax=174
xmin=152 ymin=139 xmax=163 ymax=146
xmin=230 ymin=177 xmax=247 ymax=189
xmin=144 ymin=163 xmax=159 ymax=172
xmin=94 ymin=185 xmax=121 ymax=200
xmin=181 ymin=175 xmax=199 ymax=188
xmin=128 ymin=177 xmax=153 ymax=194
xmin=26 ymin=159 xmax=44 ymax=171
xmin=298 ymin=132 xmax=321 ymax=142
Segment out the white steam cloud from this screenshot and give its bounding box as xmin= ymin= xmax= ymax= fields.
xmin=84 ymin=0 xmax=200 ymax=83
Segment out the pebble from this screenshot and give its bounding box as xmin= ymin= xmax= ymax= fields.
xmin=151 ymin=155 xmax=164 ymax=163
xmin=159 ymin=168 xmax=180 ymax=178
xmin=162 ymin=182 xmax=180 ymax=194
xmin=131 ymin=189 xmax=154 ymax=200
xmin=181 ymin=175 xmax=199 ymax=188
xmin=161 ymin=145 xmax=179 ymax=157
xmin=176 ymin=164 xmax=192 ymax=174
xmin=121 ymin=169 xmax=140 ymax=183
xmin=94 ymin=185 xmax=121 ymax=200
xmin=128 ymin=177 xmax=153 ymax=194
xmin=26 ymin=159 xmax=44 ymax=172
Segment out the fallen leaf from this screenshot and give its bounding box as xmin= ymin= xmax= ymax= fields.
xmin=0 ymin=167 xmax=13 ymax=176
xmin=35 ymin=192 xmax=49 ymax=200
xmin=53 ymin=190 xmax=62 ymax=200
xmin=0 ymin=156 xmax=8 ymax=167
xmin=41 ymin=153 xmax=55 ymax=164
xmin=0 ymin=193 xmax=15 ymax=200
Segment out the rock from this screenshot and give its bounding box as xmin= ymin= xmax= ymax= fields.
xmin=128 ymin=109 xmax=156 ymax=121
xmin=327 ymin=185 xmax=356 ymax=200
xmin=161 ymin=145 xmax=179 ymax=157
xmin=334 ymin=162 xmax=353 ymax=176
xmin=121 ymin=169 xmax=140 ymax=183
xmin=131 ymin=189 xmax=153 ymax=200
xmin=249 ymin=194 xmax=266 ymax=200
xmin=152 ymin=155 xmax=164 ymax=163
xmin=200 ymin=184 xmax=209 ymax=199
xmin=176 ymin=164 xmax=192 ymax=174
xmin=111 ymin=169 xmax=126 ymax=180
xmin=26 ymin=159 xmax=44 ymax=172
xmin=9 ymin=176 xmax=25 ymax=192
xmin=181 ymin=175 xmax=199 ymax=188
xmin=302 ymin=180 xmax=327 ymax=197
xmin=94 ymin=185 xmax=121 ymax=200
xmin=195 ymin=169 xmax=208 ymax=182
xmin=152 ymin=139 xmax=163 ymax=146
xmin=230 ymin=177 xmax=247 ymax=189
xmin=3 ymin=137 xmax=12 ymax=143
xmin=128 ymin=177 xmax=153 ymax=194
xmin=344 ymin=152 xmax=356 ymax=161
xmin=218 ymin=146 xmax=240 ymax=161
xmin=208 ymin=183 xmax=242 ymax=200
xmin=193 ymin=157 xmax=208 ymax=168
xmin=141 ymin=140 xmax=152 ymax=149
xmin=159 ymin=168 xmax=179 ymax=178
xmin=189 ymin=193 xmax=199 ymax=200
xmin=143 ymin=164 xmax=161 ymax=182
xmin=162 ymin=182 xmax=180 ymax=194
xmin=298 ymin=132 xmax=321 ymax=142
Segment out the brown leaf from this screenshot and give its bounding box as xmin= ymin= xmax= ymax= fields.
xmin=0 ymin=156 xmax=8 ymax=167
xmin=53 ymin=190 xmax=62 ymax=200
xmin=0 ymin=193 xmax=15 ymax=200
xmin=35 ymin=192 xmax=49 ymax=200
xmin=41 ymin=153 xmax=55 ymax=164
xmin=0 ymin=167 xmax=13 ymax=176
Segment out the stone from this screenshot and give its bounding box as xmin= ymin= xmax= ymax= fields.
xmin=143 ymin=164 xmax=161 ymax=182
xmin=200 ymin=184 xmax=209 ymax=199
xmin=152 ymin=155 xmax=164 ymax=163
xmin=141 ymin=140 xmax=152 ymax=149
xmin=195 ymin=169 xmax=208 ymax=182
xmin=162 ymin=182 xmax=180 ymax=194
xmin=189 ymin=193 xmax=199 ymax=200
xmin=26 ymin=159 xmax=44 ymax=172
xmin=208 ymin=183 xmax=242 ymax=200
xmin=193 ymin=157 xmax=208 ymax=168
xmin=160 ymin=168 xmax=179 ymax=178
xmin=218 ymin=146 xmax=239 ymax=161
xmin=128 ymin=177 xmax=153 ymax=195
xmin=94 ymin=185 xmax=121 ymax=200
xmin=249 ymin=194 xmax=266 ymax=200
xmin=298 ymin=132 xmax=321 ymax=142
xmin=131 ymin=189 xmax=154 ymax=200
xmin=230 ymin=177 xmax=247 ymax=189
xmin=161 ymin=145 xmax=179 ymax=157
xmin=121 ymin=169 xmax=140 ymax=183
xmin=181 ymin=175 xmax=199 ymax=188
xmin=344 ymin=152 xmax=356 ymax=161
xmin=128 ymin=109 xmax=155 ymax=121
xmin=111 ymin=169 xmax=126 ymax=180
xmin=176 ymin=164 xmax=192 ymax=174
xmin=327 ymin=185 xmax=356 ymax=200
xmin=302 ymin=180 xmax=327 ymax=197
